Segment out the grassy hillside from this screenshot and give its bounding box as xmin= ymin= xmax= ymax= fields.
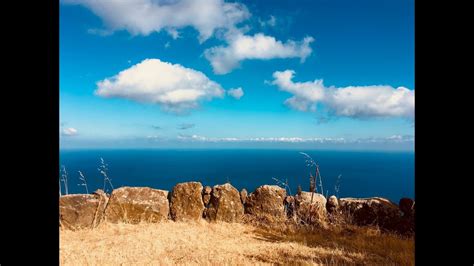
xmin=60 ymin=220 xmax=413 ymax=265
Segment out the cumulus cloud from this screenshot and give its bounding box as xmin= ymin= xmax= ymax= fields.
xmin=62 ymin=127 xmax=78 ymax=136
xmin=204 ymin=33 xmax=314 ymax=74
xmin=95 ymin=59 xmax=225 ymax=113
xmin=227 ymin=87 xmax=244 ymax=99
xmin=271 ymin=70 xmax=414 ymax=120
xmin=177 ymin=123 xmax=195 ymax=130
xmin=62 ymin=0 xmax=250 ymax=42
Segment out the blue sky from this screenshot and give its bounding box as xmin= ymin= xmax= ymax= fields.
xmin=60 ymin=0 xmax=414 ymax=150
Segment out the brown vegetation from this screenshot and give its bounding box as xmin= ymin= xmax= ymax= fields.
xmin=60 ymin=217 xmax=413 ymax=265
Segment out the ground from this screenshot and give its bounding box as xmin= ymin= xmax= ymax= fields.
xmin=60 ymin=221 xmax=413 ymax=265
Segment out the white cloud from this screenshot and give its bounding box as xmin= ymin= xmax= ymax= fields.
xmin=166 ymin=28 xmax=181 ymax=39
xmin=177 ymin=134 xmax=345 ymax=143
xmin=175 ymin=134 xmax=414 ymax=143
xmin=204 ymin=33 xmax=314 ymax=74
xmin=259 ymin=15 xmax=276 ymax=27
xmin=62 ymin=0 xmax=250 ymax=42
xmin=62 ymin=128 xmax=78 ymax=136
xmin=271 ymin=70 xmax=415 ymax=119
xmin=227 ymin=87 xmax=244 ymax=99
xmin=95 ymin=59 xmax=225 ymax=113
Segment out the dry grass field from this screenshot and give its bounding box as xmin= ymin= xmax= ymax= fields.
xmin=60 ymin=220 xmax=414 ymax=265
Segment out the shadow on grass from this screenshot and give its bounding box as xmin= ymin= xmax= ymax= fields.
xmin=249 ymin=224 xmax=414 ymax=265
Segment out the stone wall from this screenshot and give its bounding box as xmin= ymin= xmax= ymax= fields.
xmin=59 ymin=182 xmax=414 ymax=235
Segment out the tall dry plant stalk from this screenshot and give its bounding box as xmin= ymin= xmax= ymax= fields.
xmin=299 ymin=152 xmax=325 ymax=204
xmin=60 ymin=165 xmax=69 ymax=195
xmin=78 ymin=170 xmax=89 ymax=194
xmin=316 ymin=164 xmax=324 ymax=198
xmin=272 ymin=177 xmax=292 ymax=196
xmin=334 ymin=174 xmax=342 ymax=198
xmin=98 ymin=157 xmax=114 ymax=193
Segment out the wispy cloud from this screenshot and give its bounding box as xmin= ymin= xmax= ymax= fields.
xmin=175 ymin=134 xmax=414 ymax=144
xmin=271 ymin=70 xmax=414 ymax=120
xmin=61 ymin=127 xmax=78 ymax=136
xmin=151 ymin=125 xmax=162 ymax=130
xmin=177 ymin=123 xmax=195 ymax=130
xmin=86 ymin=28 xmax=113 ymax=36
xmin=259 ymin=15 xmax=276 ymax=27
xmin=145 ymin=135 xmax=163 ymax=141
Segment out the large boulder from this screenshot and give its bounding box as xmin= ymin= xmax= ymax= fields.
xmin=169 ymin=182 xmax=205 ymax=221
xmin=244 ymin=185 xmax=286 ymax=220
xmin=206 ymin=183 xmax=244 ymax=222
xmin=104 ymin=187 xmax=169 ymax=224
xmin=339 ymin=197 xmax=401 ymax=231
xmin=294 ymin=192 xmax=327 ymax=224
xmin=59 ymin=190 xmax=108 ymax=230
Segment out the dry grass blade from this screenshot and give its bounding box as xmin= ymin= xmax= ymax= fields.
xmin=60 ymin=221 xmax=413 ymax=265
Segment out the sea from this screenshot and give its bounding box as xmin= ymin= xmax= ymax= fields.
xmin=59 ymin=149 xmax=414 ymax=203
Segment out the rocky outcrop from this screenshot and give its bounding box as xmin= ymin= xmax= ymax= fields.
xmin=60 ymin=190 xmax=108 ymax=230
xmin=169 ymin=182 xmax=205 ymax=221
xmin=206 ymin=183 xmax=244 ymax=222
xmin=104 ymin=187 xmax=169 ymax=224
xmin=244 ymin=185 xmax=286 ymax=220
xmin=339 ymin=197 xmax=401 ymax=231
xmin=294 ymin=192 xmax=327 ymax=224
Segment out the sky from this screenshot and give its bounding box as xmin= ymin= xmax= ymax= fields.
xmin=60 ymin=0 xmax=414 ymax=150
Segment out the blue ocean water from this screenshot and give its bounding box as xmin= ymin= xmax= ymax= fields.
xmin=59 ymin=149 xmax=414 ymax=202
